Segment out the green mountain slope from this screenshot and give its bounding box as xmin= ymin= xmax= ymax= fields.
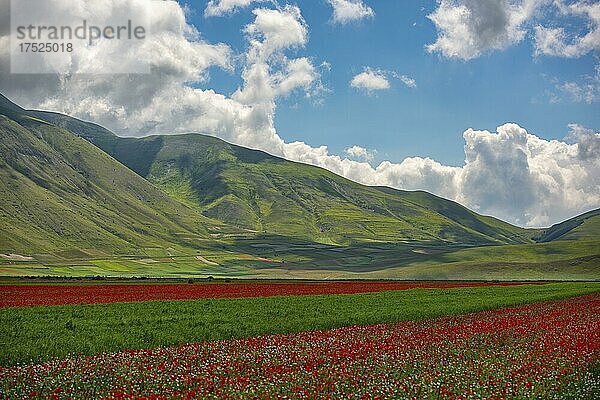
xmin=534 ymin=208 xmax=600 ymax=242
xmin=22 ymin=103 xmax=534 ymax=246
xmin=0 ymin=94 xmax=597 ymax=280
xmin=0 ymin=98 xmax=233 ymax=257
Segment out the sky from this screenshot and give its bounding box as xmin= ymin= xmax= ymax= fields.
xmin=196 ymin=0 xmax=599 ymax=166
xmin=0 ymin=0 xmax=599 ymax=227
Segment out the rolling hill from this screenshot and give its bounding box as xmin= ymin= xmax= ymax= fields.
xmin=1 ymin=93 xmax=598 ymax=280
xmin=534 ymin=208 xmax=600 ymax=242
xmin=0 ymin=96 xmax=236 ymax=257
xmin=17 ymin=99 xmax=535 ymax=247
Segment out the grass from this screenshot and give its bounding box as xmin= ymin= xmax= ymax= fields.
xmin=1 ymin=282 xmax=598 ymax=366
xmin=0 ymin=114 xmax=241 ymax=257
xmin=1 ymin=97 xmax=598 ymax=281
xmin=30 ymin=106 xmax=532 ymax=247
xmin=0 ymin=236 xmax=598 ymax=280
xmin=536 ymin=208 xmax=600 ymax=242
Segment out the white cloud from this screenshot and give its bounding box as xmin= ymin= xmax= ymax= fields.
xmin=427 ymin=0 xmax=543 ymax=60
xmin=345 ymin=145 xmax=376 ymax=162
xmin=243 ymin=6 xmax=308 ymax=59
xmin=204 ymin=0 xmax=258 ymax=17
xmin=1 ymin=1 xmax=598 ymax=227
xmin=398 ymin=74 xmax=417 ymax=88
xmin=0 ymin=1 xmax=321 ymax=154
xmin=559 ymin=81 xmax=599 ymax=104
xmin=327 ymin=0 xmax=374 ymax=24
xmin=350 ymin=68 xmax=390 ymax=92
xmin=427 ymin=0 xmax=600 ymax=60
xmin=551 ymin=63 xmax=600 ymax=104
xmin=288 ymin=123 xmax=600 ymax=228
xmin=567 ymin=123 xmax=600 ymax=161
xmin=534 ymin=1 xmax=600 ymax=58
xmin=351 ymin=69 xmax=416 ymax=92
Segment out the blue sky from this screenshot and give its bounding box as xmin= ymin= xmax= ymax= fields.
xmin=191 ymin=0 xmax=599 ymax=166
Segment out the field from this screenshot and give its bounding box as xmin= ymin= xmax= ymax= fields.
xmin=1 ymin=281 xmax=600 ymax=399
xmin=0 ymin=280 xmax=533 ymax=307
xmin=2 ymin=292 xmax=599 ymax=398
xmin=1 ymin=237 xmax=599 ymax=281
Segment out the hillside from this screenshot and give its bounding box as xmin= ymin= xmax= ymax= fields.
xmin=20 ymin=104 xmax=534 ymax=246
xmin=0 ymin=97 xmax=235 ymax=257
xmin=535 ymin=208 xmax=600 ymax=242
xmin=0 ymin=94 xmax=598 ymax=280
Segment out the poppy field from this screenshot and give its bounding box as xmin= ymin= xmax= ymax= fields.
xmin=0 ymin=282 xmax=599 ymax=398
xmin=0 ymin=280 xmax=529 ymax=308
xmin=1 ymin=292 xmax=599 ymax=399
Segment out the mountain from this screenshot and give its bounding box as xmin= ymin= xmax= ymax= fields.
xmin=534 ymin=208 xmax=600 ymax=242
xmin=23 ymin=104 xmax=535 ymax=247
xmin=0 ymin=93 xmax=597 ymax=280
xmin=0 ymin=95 xmax=235 ymax=257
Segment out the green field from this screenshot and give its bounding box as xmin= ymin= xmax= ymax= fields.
xmin=1 ymin=237 xmax=598 ymax=280
xmin=1 ymin=282 xmax=598 ymax=366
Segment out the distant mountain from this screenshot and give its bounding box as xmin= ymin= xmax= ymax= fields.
xmin=8 ymin=97 xmax=536 ymax=247
xmin=535 ymin=208 xmax=600 ymax=243
xmin=1 ymin=93 xmax=598 ymax=280
xmin=0 ymin=95 xmax=233 ymax=256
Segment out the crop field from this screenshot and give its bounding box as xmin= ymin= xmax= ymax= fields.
xmin=2 ymin=293 xmax=599 ymax=399
xmin=0 ymin=282 xmax=599 ymax=398
xmin=0 ymin=280 xmax=531 ymax=307
xmin=1 ymin=238 xmax=598 ymax=281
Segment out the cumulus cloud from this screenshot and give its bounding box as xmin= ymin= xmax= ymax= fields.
xmin=350 ymin=68 xmax=390 ymax=92
xmin=427 ymin=0 xmax=543 ymax=60
xmin=1 ymin=0 xmax=237 ymax=133
xmin=534 ymin=1 xmax=600 ymax=58
xmin=204 ymin=0 xmax=258 ymax=17
xmin=427 ymin=0 xmax=600 ymax=60
xmin=345 ymin=145 xmax=376 ymax=162
xmin=0 ymin=1 xmax=320 ymax=153
xmin=290 ymin=123 xmax=600 ymax=227
xmin=327 ymin=0 xmax=374 ymax=24
xmin=1 ymin=1 xmax=598 ymax=227
xmin=567 ymin=123 xmax=600 ymax=161
xmin=233 ymin=5 xmax=315 ymax=105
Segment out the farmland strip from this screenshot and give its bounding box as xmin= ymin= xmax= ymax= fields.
xmin=0 ymin=281 xmax=532 ymax=308
xmin=1 ymin=282 xmax=598 ymax=366
xmin=1 ymin=293 xmax=598 ymax=398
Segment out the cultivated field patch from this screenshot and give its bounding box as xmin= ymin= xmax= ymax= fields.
xmin=1 ymin=293 xmax=598 ymax=398
xmin=0 ymin=281 xmax=532 ymax=308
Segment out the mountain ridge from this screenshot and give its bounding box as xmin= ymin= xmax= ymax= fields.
xmin=0 ymin=93 xmax=547 ymax=248
xmin=1 ymin=93 xmax=598 ymax=280
xmin=534 ymin=208 xmax=600 ymax=243
xmin=0 ymin=95 xmax=239 ymax=256
xmin=5 ymin=102 xmax=537 ymax=246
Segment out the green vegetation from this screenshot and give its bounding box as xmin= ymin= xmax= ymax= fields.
xmin=535 ymin=208 xmax=600 ymax=242
xmin=363 ymin=239 xmax=600 ymax=281
xmin=1 ymin=237 xmax=598 ymax=280
xmin=0 ymin=99 xmax=244 ymax=257
xmin=0 ymin=93 xmax=598 ymax=280
xmin=1 ymin=282 xmax=599 ymax=366
xmin=115 ymin=136 xmax=537 ymax=245
xmin=28 ymin=100 xmax=535 ymax=246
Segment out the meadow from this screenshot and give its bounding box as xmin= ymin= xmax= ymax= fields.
xmin=1 ymin=282 xmax=598 ymax=367
xmin=1 ymin=238 xmax=599 ymax=281
xmin=3 ymin=293 xmax=598 ymax=399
